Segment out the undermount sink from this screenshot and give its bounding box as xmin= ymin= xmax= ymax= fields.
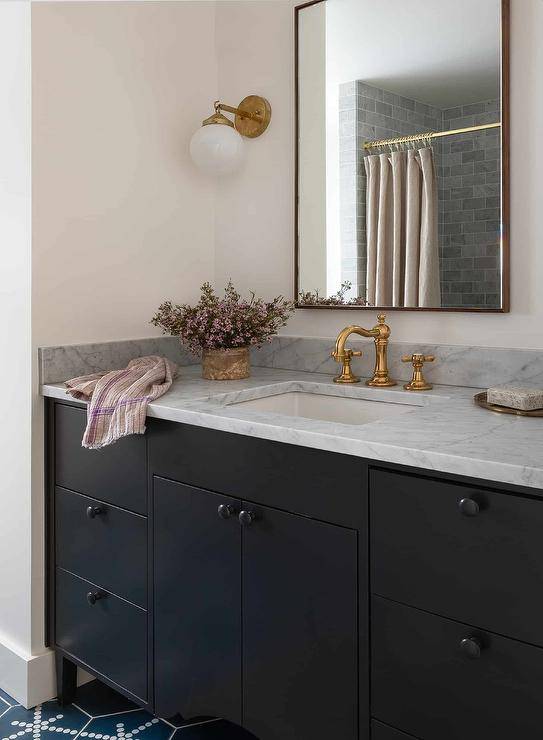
xmin=226 ymin=390 xmax=418 ymax=426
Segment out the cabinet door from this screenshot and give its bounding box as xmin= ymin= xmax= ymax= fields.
xmin=153 ymin=477 xmax=241 ymax=722
xmin=242 ymin=502 xmax=358 ymax=740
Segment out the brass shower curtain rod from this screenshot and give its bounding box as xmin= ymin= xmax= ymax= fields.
xmin=363 ymin=121 xmax=501 ymax=150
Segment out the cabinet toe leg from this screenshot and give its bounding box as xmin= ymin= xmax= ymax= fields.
xmin=55 ymin=653 xmax=77 ymax=706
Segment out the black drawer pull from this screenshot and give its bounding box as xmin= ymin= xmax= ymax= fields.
xmin=86 ymin=505 xmax=105 ymax=519
xmin=86 ymin=591 xmax=106 ymax=606
xmin=460 ymin=636 xmax=482 ymax=659
xmin=458 ymin=497 xmax=480 ymax=517
xmin=217 ymin=504 xmax=235 ymax=520
xmin=239 ymin=510 xmax=257 ymax=527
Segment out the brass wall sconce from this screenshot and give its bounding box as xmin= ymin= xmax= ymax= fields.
xmin=190 ymin=94 xmax=272 ymax=176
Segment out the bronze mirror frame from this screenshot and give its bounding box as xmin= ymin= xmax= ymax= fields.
xmin=294 ymin=0 xmax=510 ymax=312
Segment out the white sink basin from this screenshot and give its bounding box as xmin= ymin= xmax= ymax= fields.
xmin=226 ymin=391 xmax=417 ymax=426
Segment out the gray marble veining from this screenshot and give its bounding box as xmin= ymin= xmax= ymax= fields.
xmin=39 ymin=336 xmax=197 ymax=384
xmin=42 ymin=365 xmax=543 ymax=492
xmin=252 ymin=336 xmax=543 ymax=389
xmin=41 ymin=334 xmax=543 ymax=391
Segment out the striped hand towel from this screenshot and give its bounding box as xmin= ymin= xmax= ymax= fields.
xmin=65 ymin=355 xmax=177 ymax=449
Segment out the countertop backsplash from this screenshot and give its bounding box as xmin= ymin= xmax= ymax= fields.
xmin=40 ymin=335 xmax=543 ymax=390
xmin=39 ymin=336 xmax=198 ymax=385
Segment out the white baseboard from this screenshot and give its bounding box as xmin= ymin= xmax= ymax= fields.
xmin=0 ymin=637 xmax=93 ymax=709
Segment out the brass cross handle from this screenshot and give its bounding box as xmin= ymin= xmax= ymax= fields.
xmin=330 ymin=348 xmax=362 ymax=383
xmin=401 ymin=353 xmax=435 ymax=391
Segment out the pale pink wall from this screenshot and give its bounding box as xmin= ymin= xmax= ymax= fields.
xmin=32 ymin=1 xmax=217 ymax=346
xmin=214 ymin=0 xmax=294 ymax=302
xmin=28 ymin=1 xmax=219 ymax=705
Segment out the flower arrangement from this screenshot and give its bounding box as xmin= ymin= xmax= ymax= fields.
xmin=152 ymin=282 xmax=295 ymax=379
xmin=298 ymin=281 xmax=371 ymax=307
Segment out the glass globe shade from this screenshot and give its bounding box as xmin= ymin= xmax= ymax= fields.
xmin=189 ymin=124 xmax=245 ymax=176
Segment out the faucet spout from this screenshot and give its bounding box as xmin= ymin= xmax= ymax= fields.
xmin=330 ymin=314 xmax=396 ymax=387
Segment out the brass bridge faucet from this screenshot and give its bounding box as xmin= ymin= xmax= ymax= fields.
xmin=331 ymin=314 xmax=396 ymax=387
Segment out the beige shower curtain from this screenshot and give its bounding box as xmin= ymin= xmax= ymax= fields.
xmin=364 ymin=147 xmax=441 ymax=308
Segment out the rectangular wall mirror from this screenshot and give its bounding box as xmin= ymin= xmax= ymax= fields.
xmin=295 ymin=0 xmax=509 ymax=311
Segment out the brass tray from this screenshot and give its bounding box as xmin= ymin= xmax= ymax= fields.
xmin=473 ymin=391 xmax=543 ymax=417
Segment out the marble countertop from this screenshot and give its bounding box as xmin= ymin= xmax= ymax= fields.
xmin=42 ymin=366 xmax=543 ymax=491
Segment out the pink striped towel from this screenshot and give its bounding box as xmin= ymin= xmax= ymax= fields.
xmin=65 ymin=355 xmax=177 ymax=449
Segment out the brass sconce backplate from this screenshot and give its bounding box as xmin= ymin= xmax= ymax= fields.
xmin=235 ymin=95 xmax=272 ymax=138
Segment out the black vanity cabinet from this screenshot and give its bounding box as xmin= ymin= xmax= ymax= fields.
xmin=47 ymin=398 xmax=543 ymax=739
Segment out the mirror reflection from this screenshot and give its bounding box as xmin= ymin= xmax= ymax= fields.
xmin=296 ymin=0 xmax=504 ymax=310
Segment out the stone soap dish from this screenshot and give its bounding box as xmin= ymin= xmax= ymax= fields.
xmin=489 ymin=385 xmax=543 ymax=411
xmin=474 ymin=392 xmax=543 ymax=417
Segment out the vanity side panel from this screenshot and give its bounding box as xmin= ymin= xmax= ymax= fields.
xmin=148 ymin=419 xmax=365 ymax=527
xmin=45 ymin=398 xmax=55 ymax=648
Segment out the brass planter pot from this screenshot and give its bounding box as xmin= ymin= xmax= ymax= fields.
xmin=201 ymin=346 xmax=250 ymax=380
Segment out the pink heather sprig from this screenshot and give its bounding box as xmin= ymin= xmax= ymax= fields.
xmin=151 ymin=281 xmax=295 ymax=356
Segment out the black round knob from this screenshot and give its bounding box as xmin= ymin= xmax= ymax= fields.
xmin=458 ymin=498 xmax=480 ymax=517
xmin=86 ymin=506 xmax=104 ymax=519
xmin=460 ymin=636 xmax=482 ymax=659
xmin=239 ymin=510 xmax=256 ymax=527
xmin=86 ymin=591 xmax=105 ymax=606
xmin=218 ymin=504 xmax=235 ymax=520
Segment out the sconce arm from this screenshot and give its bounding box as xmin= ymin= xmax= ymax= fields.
xmin=215 ymin=101 xmax=263 ymax=121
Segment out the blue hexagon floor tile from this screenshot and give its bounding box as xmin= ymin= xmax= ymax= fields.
xmin=78 ymin=709 xmax=170 ymax=740
xmin=0 ymin=701 xmax=87 ymax=740
xmin=0 ymin=690 xmax=17 ymax=708
xmin=0 ymin=682 xmax=255 ymax=739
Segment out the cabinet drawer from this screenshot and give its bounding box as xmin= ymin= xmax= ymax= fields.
xmin=55 ymin=404 xmax=147 ymax=514
xmin=372 ymin=721 xmax=419 ymax=740
xmin=56 ymin=487 xmax=147 ymax=608
xmin=149 ymin=420 xmax=364 ymax=527
xmin=56 ymin=568 xmax=147 ymax=701
xmin=371 ymin=468 xmax=543 ymax=646
xmin=372 ymin=596 xmax=543 ymax=740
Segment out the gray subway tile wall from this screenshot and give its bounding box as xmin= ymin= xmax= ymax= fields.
xmin=337 ymin=82 xmax=501 ymax=308
xmin=440 ymin=100 xmax=501 ymax=307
